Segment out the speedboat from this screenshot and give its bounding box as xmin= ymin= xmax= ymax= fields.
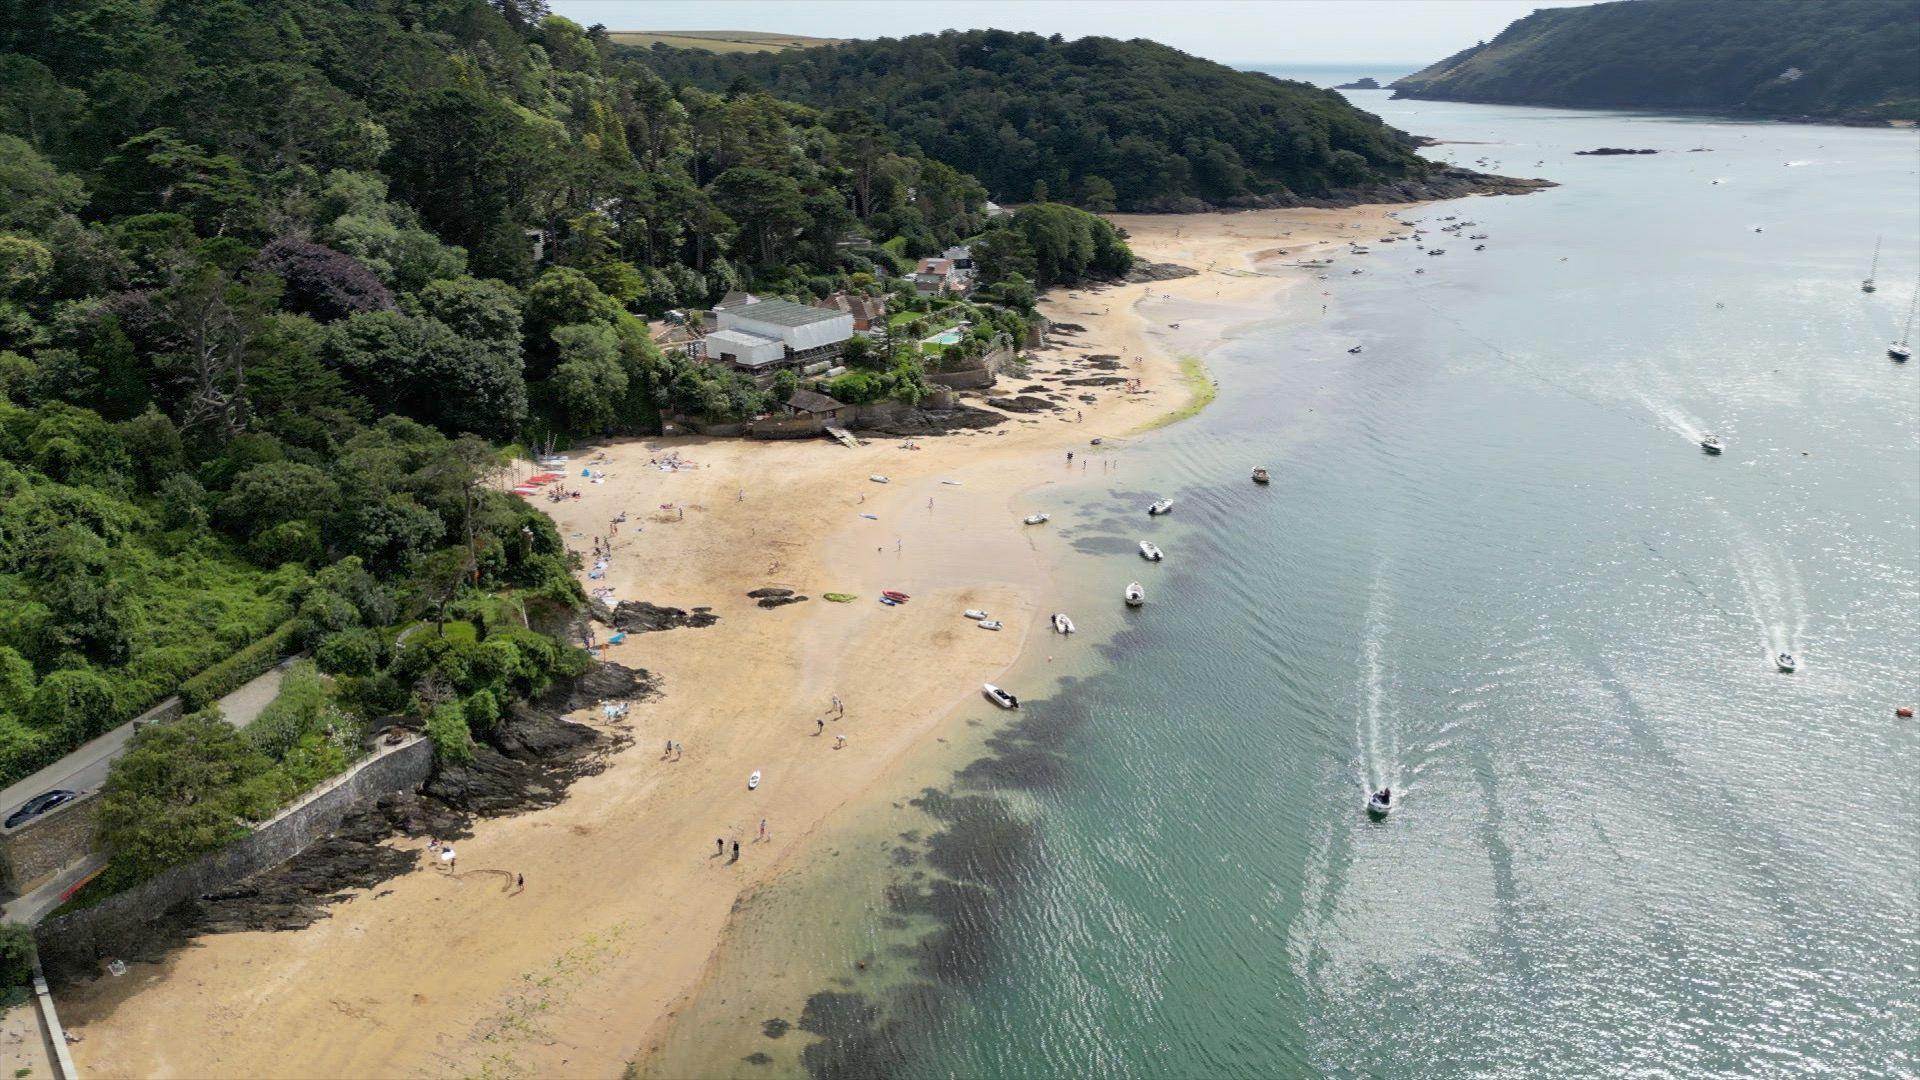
xmin=983 ymin=683 xmax=1020 ymax=709
xmin=1252 ymin=467 xmax=1271 ymax=484
xmin=1024 ymin=512 xmax=1051 ymax=525
xmin=964 ymin=608 xmax=990 ymax=620
xmin=1052 ymin=612 xmax=1076 ymax=634
xmin=1139 ymin=541 xmax=1163 ymax=561
xmin=1700 ymin=435 xmax=1725 ymax=455
xmin=1147 ymin=499 xmax=1173 ymax=516
xmin=977 ymin=619 xmax=1003 ymax=631
xmin=1776 ymin=652 xmax=1797 ymax=673
xmin=1367 ymin=788 xmax=1393 ymax=816
xmin=1124 ymin=582 xmax=1145 ymax=607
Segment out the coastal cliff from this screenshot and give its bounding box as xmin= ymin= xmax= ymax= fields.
xmin=1391 ymin=0 xmax=1920 ymax=124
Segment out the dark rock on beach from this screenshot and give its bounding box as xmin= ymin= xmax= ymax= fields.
xmin=855 ymin=403 xmax=1007 ymax=436
xmin=1124 ymin=261 xmax=1198 ymax=283
xmin=986 ymin=395 xmax=1059 ymax=413
xmin=748 ymin=588 xmax=809 ymax=609
xmin=1063 ymin=376 xmax=1128 ymax=387
xmin=1576 ymin=147 xmax=1658 ymax=155
xmin=607 ymin=600 xmax=719 ymax=633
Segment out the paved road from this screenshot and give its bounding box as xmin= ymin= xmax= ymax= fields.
xmin=0 ymin=665 xmax=289 ymax=834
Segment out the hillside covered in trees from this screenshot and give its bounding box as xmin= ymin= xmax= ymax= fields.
xmin=633 ymin=30 xmax=1445 ymax=211
xmin=0 ymin=0 xmax=1141 ymax=834
xmin=1391 ymin=0 xmax=1920 ymax=123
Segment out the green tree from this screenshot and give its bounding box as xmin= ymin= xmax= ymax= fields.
xmin=96 ymin=710 xmax=270 ymax=882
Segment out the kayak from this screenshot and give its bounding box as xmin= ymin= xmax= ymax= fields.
xmin=824 ymin=593 xmax=857 ymax=603
xmin=883 ymin=590 xmax=911 ymax=601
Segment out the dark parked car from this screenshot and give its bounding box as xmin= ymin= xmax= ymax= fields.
xmin=5 ymin=789 xmax=79 ymax=830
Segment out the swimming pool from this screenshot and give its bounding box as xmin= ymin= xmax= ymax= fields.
xmin=926 ymin=328 xmax=963 ymax=345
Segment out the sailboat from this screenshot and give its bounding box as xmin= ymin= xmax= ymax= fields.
xmin=1862 ymin=238 xmax=1879 ymax=293
xmin=1893 ymin=273 xmax=1916 ymax=362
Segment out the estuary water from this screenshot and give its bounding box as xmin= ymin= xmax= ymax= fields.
xmin=667 ymin=98 xmax=1920 ymax=1079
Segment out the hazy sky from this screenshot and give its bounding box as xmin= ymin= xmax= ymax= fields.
xmin=549 ymin=0 xmax=1596 ymax=66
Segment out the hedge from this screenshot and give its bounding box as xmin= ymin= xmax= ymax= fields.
xmin=180 ymin=620 xmax=299 ymax=711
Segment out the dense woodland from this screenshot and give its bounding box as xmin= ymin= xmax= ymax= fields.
xmin=635 ymin=29 xmax=1438 ymax=211
xmin=0 ymin=0 xmax=1157 ymax=891
xmin=1392 ymin=0 xmax=1920 ymax=122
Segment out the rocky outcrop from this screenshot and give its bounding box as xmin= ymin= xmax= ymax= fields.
xmin=1124 ymin=261 xmax=1199 ymax=283
xmin=747 ymin=587 xmax=809 ymax=609
xmin=854 ymin=404 xmax=1007 ymax=436
xmin=1335 ymin=77 xmax=1382 ymax=90
xmin=1576 ymin=147 xmax=1658 ymax=155
xmin=986 ymin=395 xmax=1060 ymax=414
xmin=607 ymin=600 xmax=719 ymax=633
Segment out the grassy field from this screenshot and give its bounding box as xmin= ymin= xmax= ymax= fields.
xmin=605 ymin=30 xmax=844 ymax=54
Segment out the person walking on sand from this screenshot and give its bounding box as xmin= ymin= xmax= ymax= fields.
xmin=759 ymin=818 xmax=769 ymax=842
xmin=717 ymin=837 xmax=725 ymax=856
xmin=731 ymin=840 xmax=740 ymax=863
xmin=832 ymin=694 xmax=844 ymax=718
xmin=816 ymin=716 xmax=825 ymax=736
xmin=441 ymin=846 xmax=457 ymax=873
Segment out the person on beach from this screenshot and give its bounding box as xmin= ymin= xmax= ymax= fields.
xmin=1066 ymin=451 xmax=1073 ymax=462
xmin=665 ymin=738 xmax=672 ymax=758
xmin=834 ymin=733 xmax=848 ymax=749
xmin=717 ymin=838 xmax=725 ymax=856
xmin=516 ymin=873 xmax=524 ymax=889
xmin=832 ymin=694 xmax=844 ymax=717
xmin=815 ymin=717 xmax=825 ymax=736
xmin=759 ymin=819 xmax=768 ymax=842
xmin=731 ymin=840 xmax=740 ymax=863
xmin=441 ymin=846 xmax=456 ymax=872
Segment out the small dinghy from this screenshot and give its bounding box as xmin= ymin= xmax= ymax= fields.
xmin=964 ymin=608 xmax=990 ymax=621
xmin=1700 ymin=434 xmax=1725 ymax=455
xmin=1776 ymin=652 xmax=1797 ymax=673
xmin=1147 ymin=499 xmax=1173 ymax=516
xmin=1367 ymin=788 xmax=1393 ymax=816
xmin=1139 ymin=541 xmax=1163 ymax=561
xmin=1124 ymin=582 xmax=1145 ymax=607
xmin=1347 ymin=345 xmax=1364 ymax=354
xmin=748 ymin=771 xmax=762 ymax=791
xmin=977 ymin=619 xmax=1003 ymax=631
xmin=879 ymin=596 xmax=899 ymax=606
xmin=983 ymin=684 xmax=1020 ymax=709
xmin=1252 ymin=467 xmax=1271 ymax=484
xmin=1052 ymin=613 xmax=1076 ymax=634
xmin=869 ymin=474 xmax=890 ymax=484
xmin=1024 ymin=512 xmax=1051 ymax=525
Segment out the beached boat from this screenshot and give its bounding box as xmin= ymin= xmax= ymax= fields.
xmin=1024 ymin=512 xmax=1051 ymax=525
xmin=824 ymin=593 xmax=857 ymax=603
xmin=1124 ymin=582 xmax=1145 ymax=607
xmin=1367 ymin=788 xmax=1393 ymax=816
xmin=977 ymin=620 xmax=1003 ymax=631
xmin=879 ymin=596 xmax=898 ymax=606
xmin=884 ymin=590 xmax=910 ymax=601
xmin=1147 ymin=499 xmax=1173 ymax=516
xmin=748 ymin=770 xmax=761 ymax=790
xmin=964 ymin=608 xmax=989 ymax=620
xmin=869 ymin=474 xmax=889 ymax=483
xmin=1776 ymin=652 xmax=1797 ymax=673
xmin=1700 ymin=435 xmax=1725 ymax=455
xmin=1252 ymin=467 xmax=1271 ymax=484
xmin=983 ymin=684 xmax=1020 ymax=709
xmin=1052 ymin=612 xmax=1076 ymax=634
xmin=1139 ymin=541 xmax=1163 ymax=561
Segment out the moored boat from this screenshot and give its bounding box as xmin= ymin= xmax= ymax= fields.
xmin=1252 ymin=466 xmax=1270 ymax=484
xmin=1147 ymin=499 xmax=1174 ymax=516
xmin=983 ymin=683 xmax=1020 ymax=709
xmin=1052 ymin=612 xmax=1076 ymax=634
xmin=1024 ymin=512 xmax=1051 ymax=525
xmin=1124 ymin=582 xmax=1145 ymax=607
xmin=1138 ymin=541 xmax=1163 ymax=561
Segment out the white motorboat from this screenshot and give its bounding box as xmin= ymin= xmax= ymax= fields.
xmin=1367 ymin=788 xmax=1393 ymax=816
xmin=1252 ymin=467 xmax=1271 ymax=484
xmin=1139 ymin=541 xmax=1163 ymax=561
xmin=964 ymin=608 xmax=990 ymax=621
xmin=1024 ymin=512 xmax=1051 ymax=525
xmin=1427 ymin=248 xmax=1446 ymax=256
xmin=1893 ymin=341 xmax=1913 ymax=362
xmin=1147 ymin=499 xmax=1173 ymax=516
xmin=869 ymin=474 xmax=890 ymax=484
xmin=1052 ymin=612 xmax=1076 ymax=634
xmin=748 ymin=770 xmax=762 ymax=790
xmin=1776 ymin=652 xmax=1797 ymax=673
xmin=983 ymin=683 xmax=1020 ymax=709
xmin=1700 ymin=435 xmax=1725 ymax=455
xmin=1124 ymin=582 xmax=1145 ymax=607
xmin=977 ymin=619 xmax=1003 ymax=631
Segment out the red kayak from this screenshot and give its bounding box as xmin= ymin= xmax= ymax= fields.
xmin=883 ymin=590 xmax=911 ymax=601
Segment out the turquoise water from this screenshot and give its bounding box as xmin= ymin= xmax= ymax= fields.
xmin=786 ymin=102 xmax=1920 ymax=1078
xmin=928 ymin=328 xmax=964 ymax=345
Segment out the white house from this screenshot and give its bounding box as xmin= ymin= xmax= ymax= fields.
xmin=708 ymin=298 xmax=854 ymax=373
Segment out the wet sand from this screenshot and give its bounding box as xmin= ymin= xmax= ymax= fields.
xmin=57 ymin=204 xmax=1412 ymax=1078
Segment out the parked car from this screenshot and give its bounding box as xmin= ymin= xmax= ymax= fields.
xmin=5 ymin=789 xmax=79 ymax=830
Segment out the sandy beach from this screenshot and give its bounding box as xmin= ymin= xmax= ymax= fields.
xmin=57 ymin=204 xmax=1414 ymax=1078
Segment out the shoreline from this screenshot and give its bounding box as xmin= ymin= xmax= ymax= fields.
xmin=56 ymin=202 xmax=1420 ymax=1079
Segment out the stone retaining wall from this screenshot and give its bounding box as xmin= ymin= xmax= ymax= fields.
xmin=35 ymin=736 xmax=433 ymax=979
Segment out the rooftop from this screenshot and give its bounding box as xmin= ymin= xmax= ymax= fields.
xmin=784 ymin=389 xmax=846 ymax=414
xmin=725 ymin=297 xmax=848 ymax=328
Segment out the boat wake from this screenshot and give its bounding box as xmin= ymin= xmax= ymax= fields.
xmin=1631 ymin=389 xmax=1709 ymax=444
xmin=1726 ymin=522 xmax=1806 ymax=665
xmin=1358 ymin=570 xmax=1399 ymax=796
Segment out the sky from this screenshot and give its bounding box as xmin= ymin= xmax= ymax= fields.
xmin=548 ymin=0 xmax=1598 ymax=67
